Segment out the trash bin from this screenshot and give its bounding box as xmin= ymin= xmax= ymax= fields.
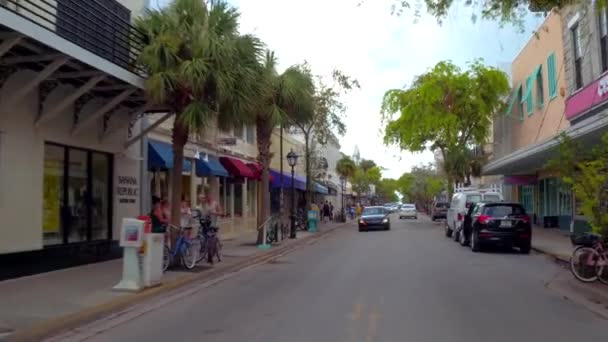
xmin=143 ymin=233 xmax=164 ymax=287
xmin=308 ymin=210 xmax=318 ymax=232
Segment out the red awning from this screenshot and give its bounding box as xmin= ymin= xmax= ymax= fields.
xmin=246 ymin=162 xmax=273 ymax=181
xmin=219 ymin=157 xmax=255 ymax=179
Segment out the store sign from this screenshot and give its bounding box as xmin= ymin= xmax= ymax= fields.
xmin=565 ymin=73 xmax=608 ymax=120
xmin=119 ymin=218 xmax=144 ymax=247
xmin=117 ymin=176 xmax=138 ymax=204
xmin=217 ymin=137 xmax=237 ymax=146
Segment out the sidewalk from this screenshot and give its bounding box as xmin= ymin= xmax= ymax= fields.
xmin=0 ymin=221 xmax=348 ymax=340
xmin=531 ymin=225 xmax=572 ymax=262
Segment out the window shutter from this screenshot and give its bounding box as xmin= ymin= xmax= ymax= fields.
xmin=547 ymin=53 xmax=557 ymax=99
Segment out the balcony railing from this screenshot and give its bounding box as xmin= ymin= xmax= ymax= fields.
xmin=1 ymin=0 xmax=145 ymax=76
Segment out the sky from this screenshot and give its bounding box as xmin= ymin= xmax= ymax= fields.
xmin=154 ymin=0 xmax=544 ymax=179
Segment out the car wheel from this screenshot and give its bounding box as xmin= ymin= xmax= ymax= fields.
xmin=431 ymin=216 xmax=436 ymax=221
xmin=453 ymin=228 xmax=460 ymax=242
xmin=471 ymin=231 xmax=481 ymax=252
xmin=415 ymin=216 xmax=418 ymax=220
xmin=459 ymin=228 xmax=468 ymax=246
xmin=386 ymin=226 xmax=391 ymax=231
xmin=445 ymin=223 xmax=453 ymax=238
xmin=519 ymin=243 xmax=531 ymax=254
xmin=358 ymin=227 xmax=364 ymax=232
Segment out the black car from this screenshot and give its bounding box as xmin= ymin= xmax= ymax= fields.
xmin=461 ymin=202 xmax=532 ymax=254
xmin=359 ymin=206 xmax=390 ymax=232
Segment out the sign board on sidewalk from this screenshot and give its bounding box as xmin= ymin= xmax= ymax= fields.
xmin=119 ymin=218 xmax=144 ymax=248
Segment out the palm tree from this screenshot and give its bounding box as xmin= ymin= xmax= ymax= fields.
xmin=254 ymin=52 xmax=315 ymax=242
xmin=336 ymin=155 xmax=356 ymax=195
xmin=135 ymin=0 xmax=264 ymax=229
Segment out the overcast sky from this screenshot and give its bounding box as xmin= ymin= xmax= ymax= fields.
xmin=154 ymin=0 xmax=543 ymax=179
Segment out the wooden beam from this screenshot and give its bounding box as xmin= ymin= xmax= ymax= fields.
xmin=35 ymin=75 xmax=106 ymax=126
xmin=2 ymin=53 xmax=64 ymax=64
xmin=123 ymin=111 xmax=173 ymax=148
xmin=7 ymin=57 xmax=69 ymax=105
xmin=72 ymin=88 xmax=136 ymax=135
xmin=0 ymin=34 xmax=22 ymax=58
xmin=52 ymin=70 xmax=105 ymax=79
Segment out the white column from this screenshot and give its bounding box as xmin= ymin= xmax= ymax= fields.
xmin=190 ymin=161 xmax=196 ymax=206
xmin=230 ymin=183 xmax=235 ymax=218
xmin=242 ymin=178 xmax=248 ymax=217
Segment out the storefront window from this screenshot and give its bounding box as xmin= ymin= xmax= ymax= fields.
xmin=43 ymin=145 xmax=65 ymax=245
xmin=42 ymin=143 xmax=112 ymax=245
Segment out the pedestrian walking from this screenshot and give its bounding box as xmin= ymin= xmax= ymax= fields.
xmin=322 ymin=201 xmax=330 ymax=223
xmin=329 ymin=202 xmax=334 ymax=221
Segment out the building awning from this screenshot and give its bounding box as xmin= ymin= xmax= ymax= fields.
xmin=246 ymin=163 xmax=274 ymax=182
xmin=269 ymin=169 xmax=306 ymax=190
xmin=148 ymin=140 xmax=192 ymax=171
xmin=219 ymin=156 xmax=255 ymax=179
xmin=314 ymin=182 xmax=329 ymax=194
xmin=483 ymin=112 xmax=608 ymax=175
xmin=195 ymin=155 xmax=228 ymax=177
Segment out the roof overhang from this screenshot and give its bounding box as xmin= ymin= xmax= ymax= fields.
xmin=484 ymin=111 xmax=608 ymax=175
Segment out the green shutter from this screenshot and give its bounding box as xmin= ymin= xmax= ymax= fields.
xmin=547 ymin=52 xmax=557 ymax=99
xmin=504 ymin=84 xmax=521 ymax=117
xmin=523 ymin=75 xmax=534 ymax=115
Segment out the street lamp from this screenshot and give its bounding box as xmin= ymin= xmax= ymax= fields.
xmin=286 ymin=149 xmax=299 ymax=239
xmin=339 ymin=175 xmax=346 ymax=222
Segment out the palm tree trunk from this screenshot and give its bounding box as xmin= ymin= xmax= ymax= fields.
xmin=170 ymin=117 xmax=188 ymax=244
xmin=256 ymin=118 xmax=273 ymax=244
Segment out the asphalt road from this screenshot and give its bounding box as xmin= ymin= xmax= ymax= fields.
xmin=65 ymin=215 xmax=607 ymax=341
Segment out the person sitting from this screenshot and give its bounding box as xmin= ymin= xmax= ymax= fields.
xmin=150 ymin=196 xmax=168 ymax=233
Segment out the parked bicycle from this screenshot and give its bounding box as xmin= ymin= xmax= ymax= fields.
xmin=570 ymin=232 xmax=608 ymax=284
xmin=191 ymin=209 xmax=222 ymax=265
xmin=163 ymin=224 xmax=200 ymax=272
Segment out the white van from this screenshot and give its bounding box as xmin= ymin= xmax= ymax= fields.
xmin=445 ymin=190 xmax=502 ymax=238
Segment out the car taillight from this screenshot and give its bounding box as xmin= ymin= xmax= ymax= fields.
xmin=477 ymin=215 xmax=491 ymax=224
xmin=518 ymin=215 xmax=530 ymax=223
xmin=457 ymin=213 xmax=463 ymax=221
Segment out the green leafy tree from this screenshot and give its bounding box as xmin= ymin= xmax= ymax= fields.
xmin=376 ymin=178 xmax=400 ymax=203
xmin=336 ymin=155 xmax=357 ymax=181
xmin=135 ymin=0 xmax=263 ymax=229
xmin=381 ymin=60 xmax=509 ymax=198
xmin=291 ymin=69 xmax=360 ymax=210
xmin=351 ymin=168 xmax=371 ymax=201
xmin=546 ymin=133 xmax=608 ymax=236
xmin=359 ymin=159 xmax=377 ymax=172
xmin=372 ymin=0 xmax=605 ymax=29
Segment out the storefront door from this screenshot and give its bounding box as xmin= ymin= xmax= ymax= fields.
xmin=42 ymin=143 xmax=113 ymax=246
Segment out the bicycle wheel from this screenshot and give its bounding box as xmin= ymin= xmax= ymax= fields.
xmin=195 ymin=236 xmax=207 ymax=263
xmin=570 ymin=246 xmax=600 ymax=282
xmin=596 ymin=256 xmax=608 ymax=285
xmin=182 ymin=239 xmax=200 ymax=270
xmin=162 ymin=245 xmax=171 ymax=273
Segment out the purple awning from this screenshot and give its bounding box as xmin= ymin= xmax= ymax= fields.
xmin=269 ymin=169 xmax=306 ymax=190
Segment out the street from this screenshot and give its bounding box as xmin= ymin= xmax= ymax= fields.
xmin=53 ymin=216 xmax=607 ymax=342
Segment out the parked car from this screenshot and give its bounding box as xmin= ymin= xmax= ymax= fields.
xmin=359 ymin=206 xmax=391 ymax=231
xmin=430 ymin=201 xmax=449 ymax=221
xmin=445 ymin=191 xmax=502 ymax=238
xmin=456 ymin=200 xmax=493 ymax=246
xmin=465 ymin=202 xmax=532 ymax=253
xmin=399 ymin=204 xmax=417 ymax=219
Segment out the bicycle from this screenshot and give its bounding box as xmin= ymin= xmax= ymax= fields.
xmin=569 ymin=232 xmax=608 ymax=284
xmin=191 ymin=209 xmax=222 ymax=265
xmin=163 ymin=224 xmax=200 ymax=272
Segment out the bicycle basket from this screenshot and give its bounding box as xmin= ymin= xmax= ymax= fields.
xmin=570 ymin=233 xmax=600 ymax=247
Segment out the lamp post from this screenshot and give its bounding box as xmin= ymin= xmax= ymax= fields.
xmin=286 ymin=149 xmax=299 ymax=239
xmin=339 ymin=175 xmax=346 ymax=222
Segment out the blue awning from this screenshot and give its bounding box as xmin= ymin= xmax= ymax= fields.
xmin=314 ymin=182 xmax=329 ymax=194
xmin=195 ymin=155 xmax=229 ymax=177
xmin=148 ymin=140 xmax=192 ymax=171
xmin=269 ymin=169 xmax=306 ymax=191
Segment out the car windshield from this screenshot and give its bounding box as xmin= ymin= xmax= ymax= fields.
xmin=483 ymin=205 xmax=525 ymax=217
xmin=435 ymin=203 xmax=449 ymax=208
xmin=403 ymin=204 xmax=415 ymax=208
xmin=483 ymin=194 xmax=501 ymax=202
xmin=466 ymin=194 xmax=482 ymax=203
xmin=362 ymin=208 xmax=385 ymax=215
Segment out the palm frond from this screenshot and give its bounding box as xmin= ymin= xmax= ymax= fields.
xmin=179 ymin=100 xmax=214 ymax=133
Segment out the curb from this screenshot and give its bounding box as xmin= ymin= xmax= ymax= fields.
xmin=7 ymin=222 xmax=351 ymax=342
xmin=531 ymin=245 xmax=570 ymax=266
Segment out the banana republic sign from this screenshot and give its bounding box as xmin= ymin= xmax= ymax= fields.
xmin=117 ymin=176 xmax=138 ymax=204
